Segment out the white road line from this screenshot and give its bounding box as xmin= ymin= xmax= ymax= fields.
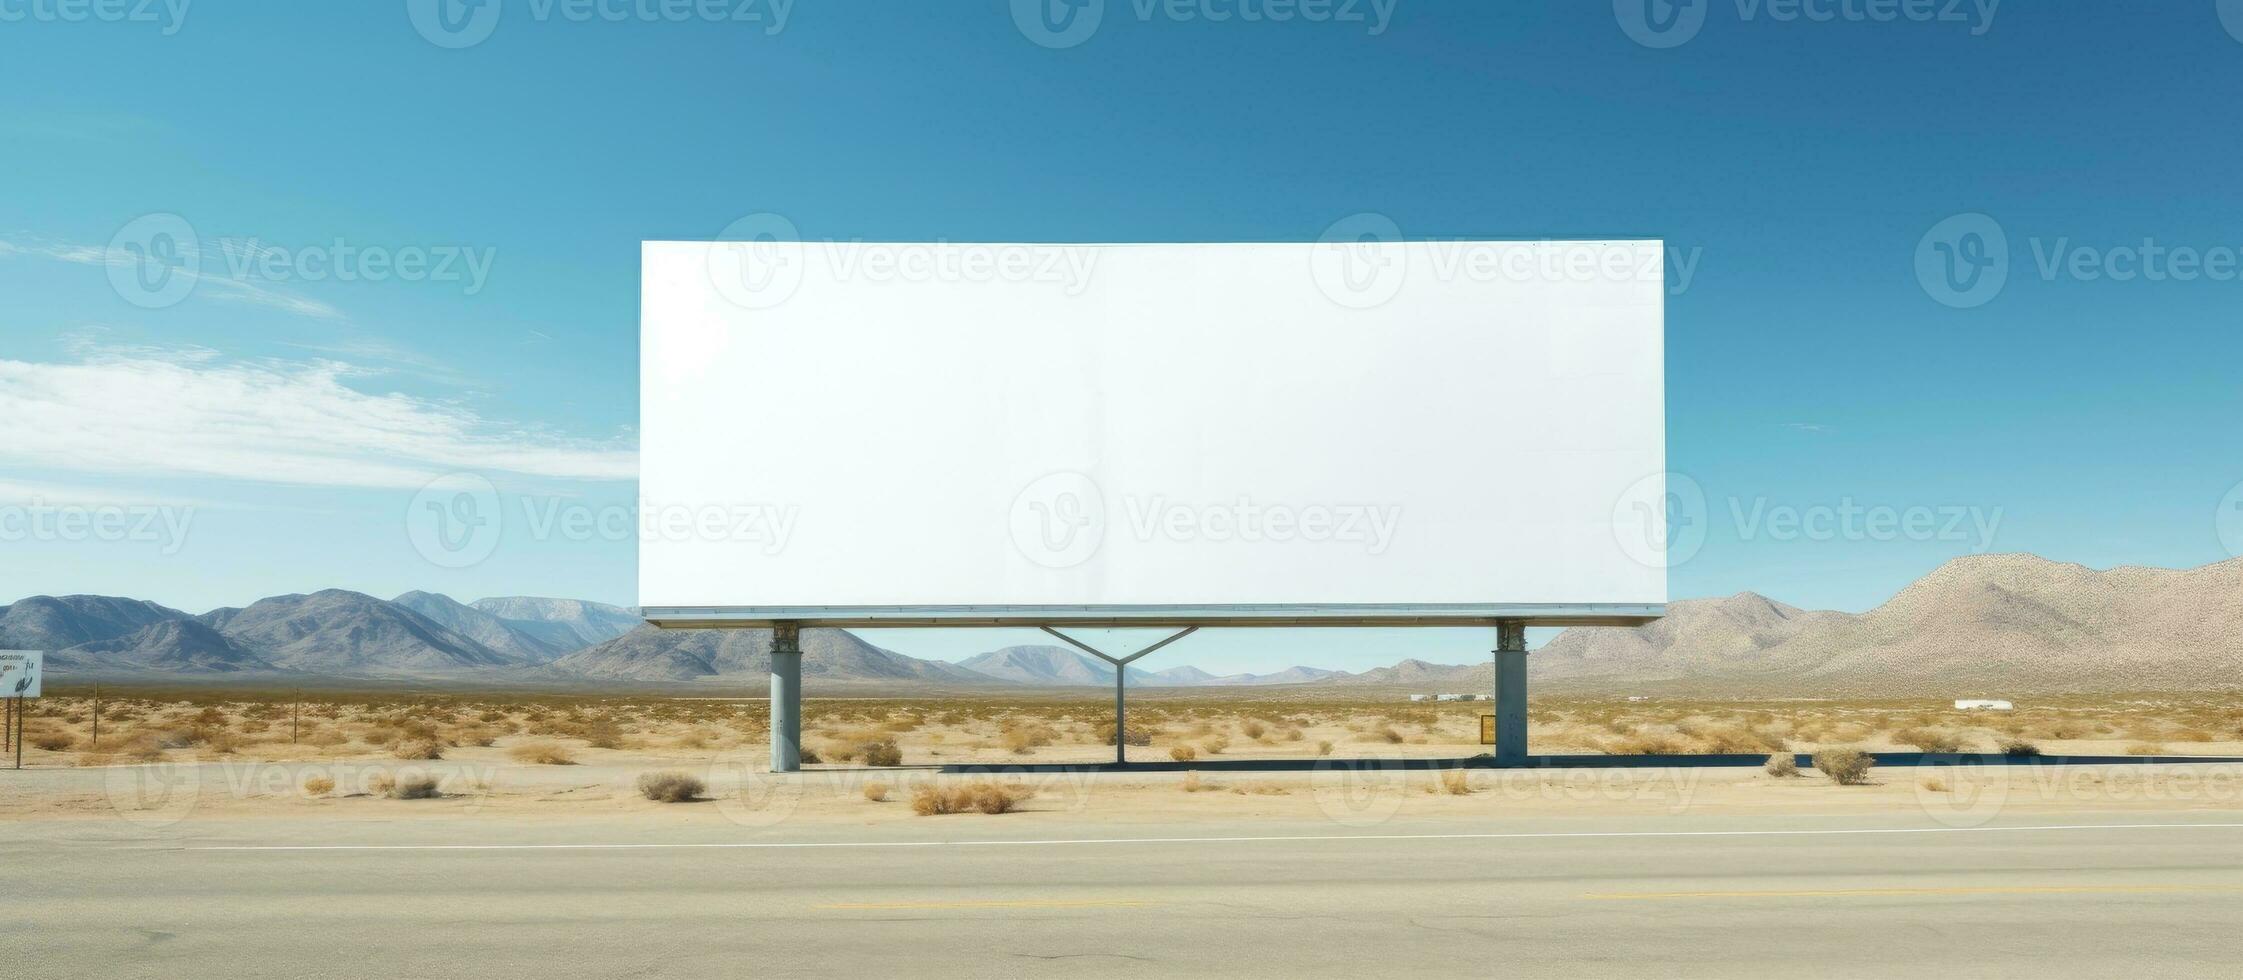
xmin=188 ymin=822 xmax=2243 ymax=853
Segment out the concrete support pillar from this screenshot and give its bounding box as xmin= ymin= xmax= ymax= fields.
xmin=1494 ymin=620 xmax=1528 ymax=766
xmin=770 ymin=623 xmax=802 ymax=773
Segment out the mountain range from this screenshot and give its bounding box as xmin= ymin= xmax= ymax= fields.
xmin=8 ymin=554 xmax=2242 ymax=693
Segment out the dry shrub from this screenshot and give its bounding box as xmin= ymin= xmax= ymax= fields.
xmin=1180 ymin=773 xmax=1220 ymax=793
xmin=30 ymin=732 xmax=76 ymax=752
xmin=636 ymin=771 xmax=705 ymax=803
xmin=1920 ymin=776 xmax=1949 ymax=793
xmin=1096 ymin=721 xmax=1153 ymax=747
xmin=857 ymin=739 xmax=903 ymax=767
xmin=1765 ymin=752 xmax=1800 ymax=777
xmin=391 ymin=738 xmax=444 ymax=760
xmin=1692 ymin=724 xmax=1783 ymax=754
xmin=302 ymin=776 xmax=336 ymax=796
xmin=1240 ymin=720 xmax=1267 ymax=740
xmin=1439 ymin=770 xmax=1472 ymax=796
xmin=578 ymin=718 xmax=624 ymax=749
xmin=366 ymin=772 xmax=441 ymax=799
xmin=508 ymin=741 xmax=577 ymax=765
xmin=1200 ymin=735 xmax=1231 ymax=755
xmin=2126 ymin=742 xmax=2166 ymax=756
xmin=1231 ymin=781 xmax=1290 ymax=796
xmin=1811 ymin=748 xmax=1875 ymax=785
xmin=1316 ymin=740 xmax=1334 ymax=757
xmin=1998 ymin=738 xmax=2041 ymax=758
xmin=1169 ymin=745 xmax=1197 ymax=763
xmin=863 ymin=782 xmax=889 ymax=802
xmin=1000 ymin=721 xmax=1054 ymax=755
xmin=911 ymin=781 xmax=1033 ymax=815
xmin=1355 ymin=726 xmax=1404 ymax=744
xmin=1892 ymin=728 xmax=1968 ymax=753
xmin=1602 ymin=731 xmax=1692 ymax=755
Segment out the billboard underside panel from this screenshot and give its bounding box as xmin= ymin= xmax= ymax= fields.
xmin=640 ymin=240 xmax=1668 ymax=627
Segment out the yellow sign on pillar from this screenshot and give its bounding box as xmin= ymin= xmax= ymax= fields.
xmin=1480 ymin=715 xmax=1497 ymax=745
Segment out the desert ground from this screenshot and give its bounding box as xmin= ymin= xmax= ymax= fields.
xmin=3 ymin=688 xmax=2242 ymax=824
xmin=9 ymin=689 xmax=2243 ymax=978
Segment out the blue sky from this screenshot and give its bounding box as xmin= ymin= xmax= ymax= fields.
xmin=4 ymin=2 xmax=2241 ymax=672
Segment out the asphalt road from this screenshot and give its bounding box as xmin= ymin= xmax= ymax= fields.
xmin=7 ymin=813 xmax=2243 ymax=979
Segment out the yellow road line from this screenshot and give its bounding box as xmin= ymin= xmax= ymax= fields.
xmin=815 ymin=899 xmax=1156 ymax=911
xmin=1585 ymin=884 xmax=2243 ymax=901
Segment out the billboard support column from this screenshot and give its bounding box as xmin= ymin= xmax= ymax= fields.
xmin=1041 ymin=626 xmax=1198 ymax=767
xmin=770 ymin=623 xmax=803 ymax=773
xmin=1494 ymin=620 xmax=1528 ymax=766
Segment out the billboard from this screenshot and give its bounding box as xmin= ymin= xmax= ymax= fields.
xmin=640 ymin=239 xmax=1667 ymax=627
xmin=0 ymin=650 xmax=41 ymax=698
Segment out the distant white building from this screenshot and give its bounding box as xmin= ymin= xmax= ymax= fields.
xmin=1955 ymin=699 xmax=2013 ymax=711
xmin=1409 ymin=694 xmax=1434 ymax=702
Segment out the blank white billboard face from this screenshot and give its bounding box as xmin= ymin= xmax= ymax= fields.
xmin=641 ymin=239 xmax=1667 ymax=625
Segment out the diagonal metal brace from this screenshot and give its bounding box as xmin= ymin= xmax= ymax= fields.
xmin=1040 ymin=625 xmax=1199 ymax=666
xmin=1040 ymin=626 xmax=1198 ymax=765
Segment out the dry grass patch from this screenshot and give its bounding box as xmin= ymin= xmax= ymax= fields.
xmin=1438 ymin=770 xmax=1472 ymax=795
xmin=371 ymin=773 xmax=442 ymax=799
xmin=302 ymin=775 xmax=336 ymax=796
xmin=863 ymin=782 xmax=889 ymax=802
xmin=1765 ymin=752 xmax=1800 ymax=778
xmin=508 ymin=741 xmax=576 ymax=765
xmin=391 ymin=738 xmax=444 ymax=760
xmin=636 ymin=771 xmax=705 ymax=803
xmin=1811 ymin=748 xmax=1875 ymax=785
xmin=911 ymin=781 xmax=1034 ymax=815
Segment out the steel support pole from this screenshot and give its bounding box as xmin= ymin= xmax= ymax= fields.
xmin=1494 ymin=620 xmax=1528 ymax=766
xmin=1041 ymin=626 xmax=1198 ymax=767
xmin=1113 ymin=668 xmax=1127 ymax=766
xmin=770 ymin=623 xmax=803 ymax=773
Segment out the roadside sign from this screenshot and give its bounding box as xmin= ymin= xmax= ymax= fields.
xmin=0 ymin=651 xmax=42 ymax=698
xmin=1480 ymin=714 xmax=1496 ymax=745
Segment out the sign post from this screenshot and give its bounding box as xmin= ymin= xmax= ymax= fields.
xmin=1 ymin=651 xmax=45 ymax=770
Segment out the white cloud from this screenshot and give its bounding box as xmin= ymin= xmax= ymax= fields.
xmin=0 ymin=346 xmax=636 ymax=488
xmin=5 ymin=236 xmax=343 ymax=320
